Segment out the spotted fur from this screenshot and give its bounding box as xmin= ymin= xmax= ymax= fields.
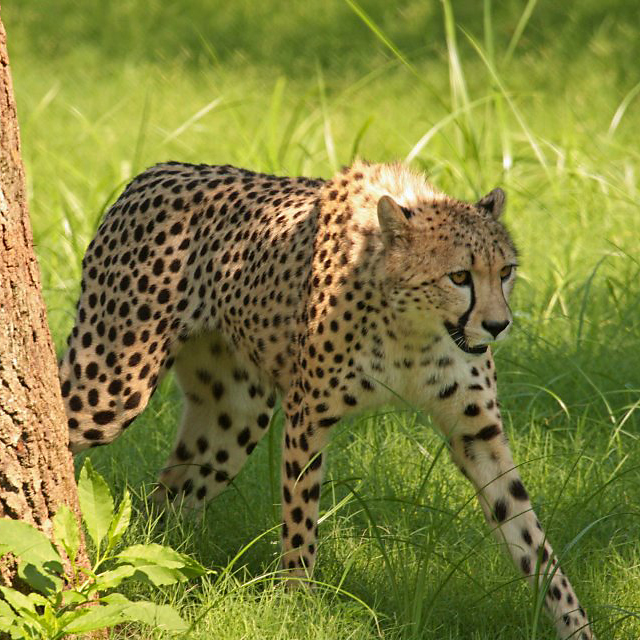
xmin=60 ymin=160 xmax=594 ymax=639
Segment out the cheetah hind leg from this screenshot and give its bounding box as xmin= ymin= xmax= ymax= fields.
xmin=154 ymin=333 xmax=276 ymax=508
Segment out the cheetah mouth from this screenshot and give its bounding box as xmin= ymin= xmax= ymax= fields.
xmin=444 ymin=321 xmax=488 ymax=355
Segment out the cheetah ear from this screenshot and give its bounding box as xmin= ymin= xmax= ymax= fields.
xmin=377 ymin=195 xmax=410 ymax=249
xmin=476 ymin=188 xmax=506 ymax=219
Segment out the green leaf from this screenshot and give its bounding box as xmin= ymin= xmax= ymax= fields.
xmin=93 ymin=564 xmax=136 ymax=590
xmin=0 ymin=587 xmax=51 ymax=636
xmin=0 ymin=585 xmax=36 ymax=614
xmin=63 ymin=594 xmax=186 ymax=633
xmin=40 ymin=601 xmax=59 ymax=636
xmin=62 ymin=590 xmax=88 ymax=606
xmin=0 ymin=598 xmax=18 ymax=630
xmin=101 ymin=594 xmax=188 ymax=632
xmin=106 ymin=489 xmax=131 ymax=552
xmin=0 ymin=518 xmax=63 ymax=594
xmin=20 ymin=561 xmax=62 ymax=596
xmin=99 ymin=592 xmax=130 ymax=604
xmin=78 ymin=459 xmax=114 ymax=552
xmin=0 ymin=599 xmax=14 ymax=616
xmin=53 ymin=504 xmax=80 ymax=564
xmin=27 ymin=592 xmax=48 ymax=607
xmin=117 ymin=542 xmax=206 ymax=578
xmin=9 ymin=623 xmax=35 ymax=640
xmin=116 ymin=543 xmax=185 ymax=568
xmin=60 ymin=602 xmax=129 ymax=634
xmin=118 ymin=600 xmax=188 ymax=632
xmin=129 ymin=564 xmax=190 ymax=587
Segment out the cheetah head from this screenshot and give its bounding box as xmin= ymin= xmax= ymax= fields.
xmin=377 ymin=189 xmax=517 ymax=355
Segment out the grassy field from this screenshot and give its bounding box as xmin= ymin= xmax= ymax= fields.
xmin=5 ymin=0 xmax=640 ymax=638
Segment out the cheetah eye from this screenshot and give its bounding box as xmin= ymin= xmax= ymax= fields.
xmin=500 ymin=265 xmax=514 ymax=280
xmin=449 ymin=270 xmax=471 ymax=286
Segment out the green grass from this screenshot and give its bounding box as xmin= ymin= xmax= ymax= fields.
xmin=5 ymin=0 xmax=640 ymax=637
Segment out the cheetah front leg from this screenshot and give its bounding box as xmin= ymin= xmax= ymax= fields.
xmin=429 ymin=354 xmax=595 ymax=639
xmin=280 ymin=383 xmax=334 ymax=581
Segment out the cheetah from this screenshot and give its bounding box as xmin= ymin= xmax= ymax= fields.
xmin=59 ymin=160 xmax=595 ymax=639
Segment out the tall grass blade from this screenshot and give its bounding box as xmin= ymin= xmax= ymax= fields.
xmin=503 ymin=0 xmax=539 ymax=65
xmin=608 ymin=80 xmax=640 ymax=138
xmin=161 ymin=96 xmax=224 ymax=146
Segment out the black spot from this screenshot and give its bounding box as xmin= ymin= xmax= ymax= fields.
xmin=464 ymin=404 xmax=481 ymax=416
xmin=124 ymin=391 xmax=141 ymax=410
xmin=83 ymin=429 xmax=103 ymax=441
xmin=218 ymin=413 xmax=232 ymax=430
xmin=291 ymin=507 xmax=303 ymax=524
xmin=93 ymin=411 xmax=115 ymax=425
xmin=237 ymin=427 xmax=251 ymax=446
xmin=539 ymin=545 xmax=549 ymax=563
xmin=137 ymin=304 xmax=151 ymax=321
xmin=86 ymin=362 xmax=99 ymax=379
xmin=215 ymin=470 xmax=229 ymax=483
xmin=309 ymin=453 xmax=323 ymax=471
xmin=521 ymin=555 xmax=531 ymax=575
xmin=107 ymin=379 xmax=122 ymax=395
xmin=176 ymin=442 xmax=192 ymax=461
xmin=88 ymin=389 xmax=99 ymax=406
xmin=439 ymin=382 xmax=458 ymax=398
xmin=509 ymin=479 xmax=529 ymax=501
xmin=182 ymin=479 xmax=193 ymax=495
xmin=476 ymin=424 xmax=500 ymax=440
xmin=522 ymin=528 xmax=533 ymax=546
xmin=494 ymin=498 xmax=508 ymax=522
xmin=196 ymin=437 xmax=208 ymax=453
xmin=291 ymin=534 xmax=303 ymax=548
xmin=212 ymin=381 xmax=224 ymax=399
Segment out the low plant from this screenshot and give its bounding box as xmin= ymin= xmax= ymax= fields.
xmin=0 ymin=459 xmax=206 ymax=639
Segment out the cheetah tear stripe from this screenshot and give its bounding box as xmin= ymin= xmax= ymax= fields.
xmin=59 ymin=160 xmax=595 ymax=639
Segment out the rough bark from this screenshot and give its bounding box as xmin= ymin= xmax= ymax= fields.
xmin=0 ymin=11 xmax=88 ymax=586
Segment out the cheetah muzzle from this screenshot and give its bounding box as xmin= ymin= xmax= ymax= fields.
xmin=59 ymin=160 xmax=596 ymax=639
xmin=444 ymin=320 xmax=488 ymax=355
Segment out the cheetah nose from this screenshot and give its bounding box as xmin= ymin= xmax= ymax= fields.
xmin=482 ymin=320 xmax=510 ymax=339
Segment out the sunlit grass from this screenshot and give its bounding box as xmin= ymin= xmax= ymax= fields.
xmin=5 ymin=0 xmax=640 ymax=637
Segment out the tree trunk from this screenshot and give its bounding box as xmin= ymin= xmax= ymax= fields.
xmin=0 ymin=12 xmax=89 ymax=587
